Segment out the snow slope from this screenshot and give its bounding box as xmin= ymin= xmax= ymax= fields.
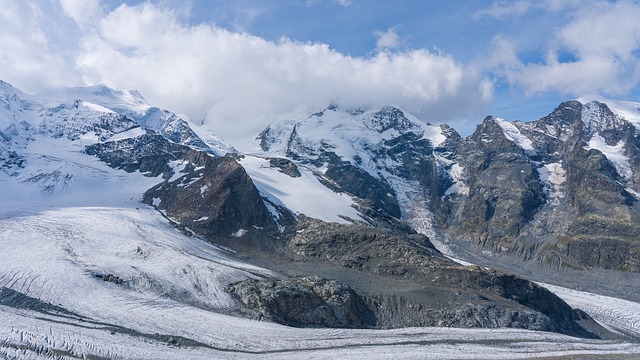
xmin=494 ymin=117 xmax=536 ymax=154
xmin=240 ymin=155 xmax=364 ymax=224
xmin=251 ymin=105 xmax=453 ymax=235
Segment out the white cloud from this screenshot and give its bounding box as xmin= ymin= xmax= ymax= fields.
xmin=374 ymin=26 xmax=401 ymax=50
xmin=333 ymin=0 xmax=352 ymax=6
xmin=71 ymin=3 xmax=490 ymax=141
xmin=59 ymin=0 xmax=103 ymax=27
xmin=489 ymin=0 xmax=640 ymax=97
xmin=0 ymin=1 xmax=73 ymax=93
xmin=0 ymin=1 xmax=490 ymax=142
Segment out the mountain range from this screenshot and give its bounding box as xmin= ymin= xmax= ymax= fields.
xmin=1 ymin=80 xmax=639 ymax=359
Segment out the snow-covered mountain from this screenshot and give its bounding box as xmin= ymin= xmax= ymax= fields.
xmin=2 ymin=80 xmax=640 ymax=359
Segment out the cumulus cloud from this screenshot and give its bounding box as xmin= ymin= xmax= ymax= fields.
xmin=0 ymin=1 xmax=490 ymax=142
xmin=59 ymin=0 xmax=103 ymax=27
xmin=374 ymin=26 xmax=401 ymax=50
xmin=489 ymin=0 xmax=640 ymax=97
xmin=0 ymin=1 xmax=73 ymax=93
xmin=71 ymin=3 xmax=490 ymax=140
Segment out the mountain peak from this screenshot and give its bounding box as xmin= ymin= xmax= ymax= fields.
xmin=577 ymin=95 xmax=640 ymax=127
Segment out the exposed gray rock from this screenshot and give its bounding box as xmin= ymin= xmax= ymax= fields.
xmin=289 ymin=219 xmax=451 ymax=276
xmin=446 ymin=102 xmax=640 ymax=272
xmin=448 ymin=116 xmax=546 ymax=252
xmin=222 ymin=218 xmax=605 ymax=338
xmin=85 ymin=134 xmax=194 ymax=178
xmin=269 ymin=157 xmax=301 ymax=177
xmin=228 ymin=276 xmax=376 ymax=328
xmin=142 ymin=154 xmax=281 ymax=240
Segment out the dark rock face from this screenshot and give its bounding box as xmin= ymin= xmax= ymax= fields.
xmin=69 ymin=97 xmax=613 ymax=337
xmin=429 ymin=268 xmax=596 ymax=338
xmin=254 ymin=101 xmax=640 ymax=273
xmin=228 ymin=277 xmax=376 ymax=328
xmin=256 ymin=105 xmax=457 ymax=224
xmin=438 ymin=102 xmax=640 ymax=272
xmin=449 ymin=116 xmax=546 ymax=251
xmin=137 ymin=107 xmax=211 ymax=152
xmin=324 ymin=164 xmax=400 ymax=218
xmin=85 ymin=134 xmax=193 ymax=178
xmin=142 ymin=154 xmax=278 ymax=240
xmin=230 ymin=218 xmax=605 ymax=338
xmin=268 ymin=157 xmax=301 ymax=177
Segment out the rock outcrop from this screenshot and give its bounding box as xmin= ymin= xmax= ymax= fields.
xmin=228 ymin=276 xmax=376 ymax=328
xmin=143 ymin=153 xmax=279 ymax=240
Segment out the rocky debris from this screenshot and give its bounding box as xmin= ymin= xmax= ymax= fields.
xmin=228 ymin=276 xmax=376 ymax=328
xmin=225 ymin=218 xmax=604 ymax=338
xmin=370 ymin=294 xmax=555 ymax=331
xmin=93 ymin=273 xmax=125 ymax=285
xmin=268 ymin=157 xmax=301 ymax=177
xmin=227 ymin=269 xmax=597 ymax=336
xmin=429 ymin=268 xmax=597 ymax=338
xmin=290 ymin=219 xmax=452 ymax=277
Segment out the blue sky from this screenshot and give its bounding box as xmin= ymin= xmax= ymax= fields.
xmin=1 ymin=1 xmax=640 ymax=138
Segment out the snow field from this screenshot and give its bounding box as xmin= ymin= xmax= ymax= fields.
xmin=240 ymin=155 xmax=364 ymax=224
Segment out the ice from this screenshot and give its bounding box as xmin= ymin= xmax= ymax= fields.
xmin=443 ymin=163 xmax=469 ymax=197
xmin=538 ymin=162 xmax=566 ymax=205
xmin=81 ymin=101 xmax=116 ymax=114
xmin=231 ymin=229 xmax=248 ymax=237
xmin=585 ymin=133 xmax=632 ymax=179
xmin=106 ymin=126 xmax=146 ymax=141
xmin=494 ymin=118 xmax=536 ymax=154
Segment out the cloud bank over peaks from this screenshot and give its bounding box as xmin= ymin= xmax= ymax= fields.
xmin=72 ymin=3 xmax=491 ymax=141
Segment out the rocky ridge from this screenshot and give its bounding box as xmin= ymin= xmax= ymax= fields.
xmin=255 ymin=100 xmax=640 ymax=274
xmin=0 ymin=80 xmax=630 ymax=338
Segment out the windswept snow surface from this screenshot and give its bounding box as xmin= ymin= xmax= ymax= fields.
xmin=0 ymin=135 xmax=159 ymax=209
xmin=240 ymin=155 xmax=363 ymax=223
xmin=585 ymin=133 xmax=632 ymax=179
xmin=494 ymin=118 xmax=536 ymax=154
